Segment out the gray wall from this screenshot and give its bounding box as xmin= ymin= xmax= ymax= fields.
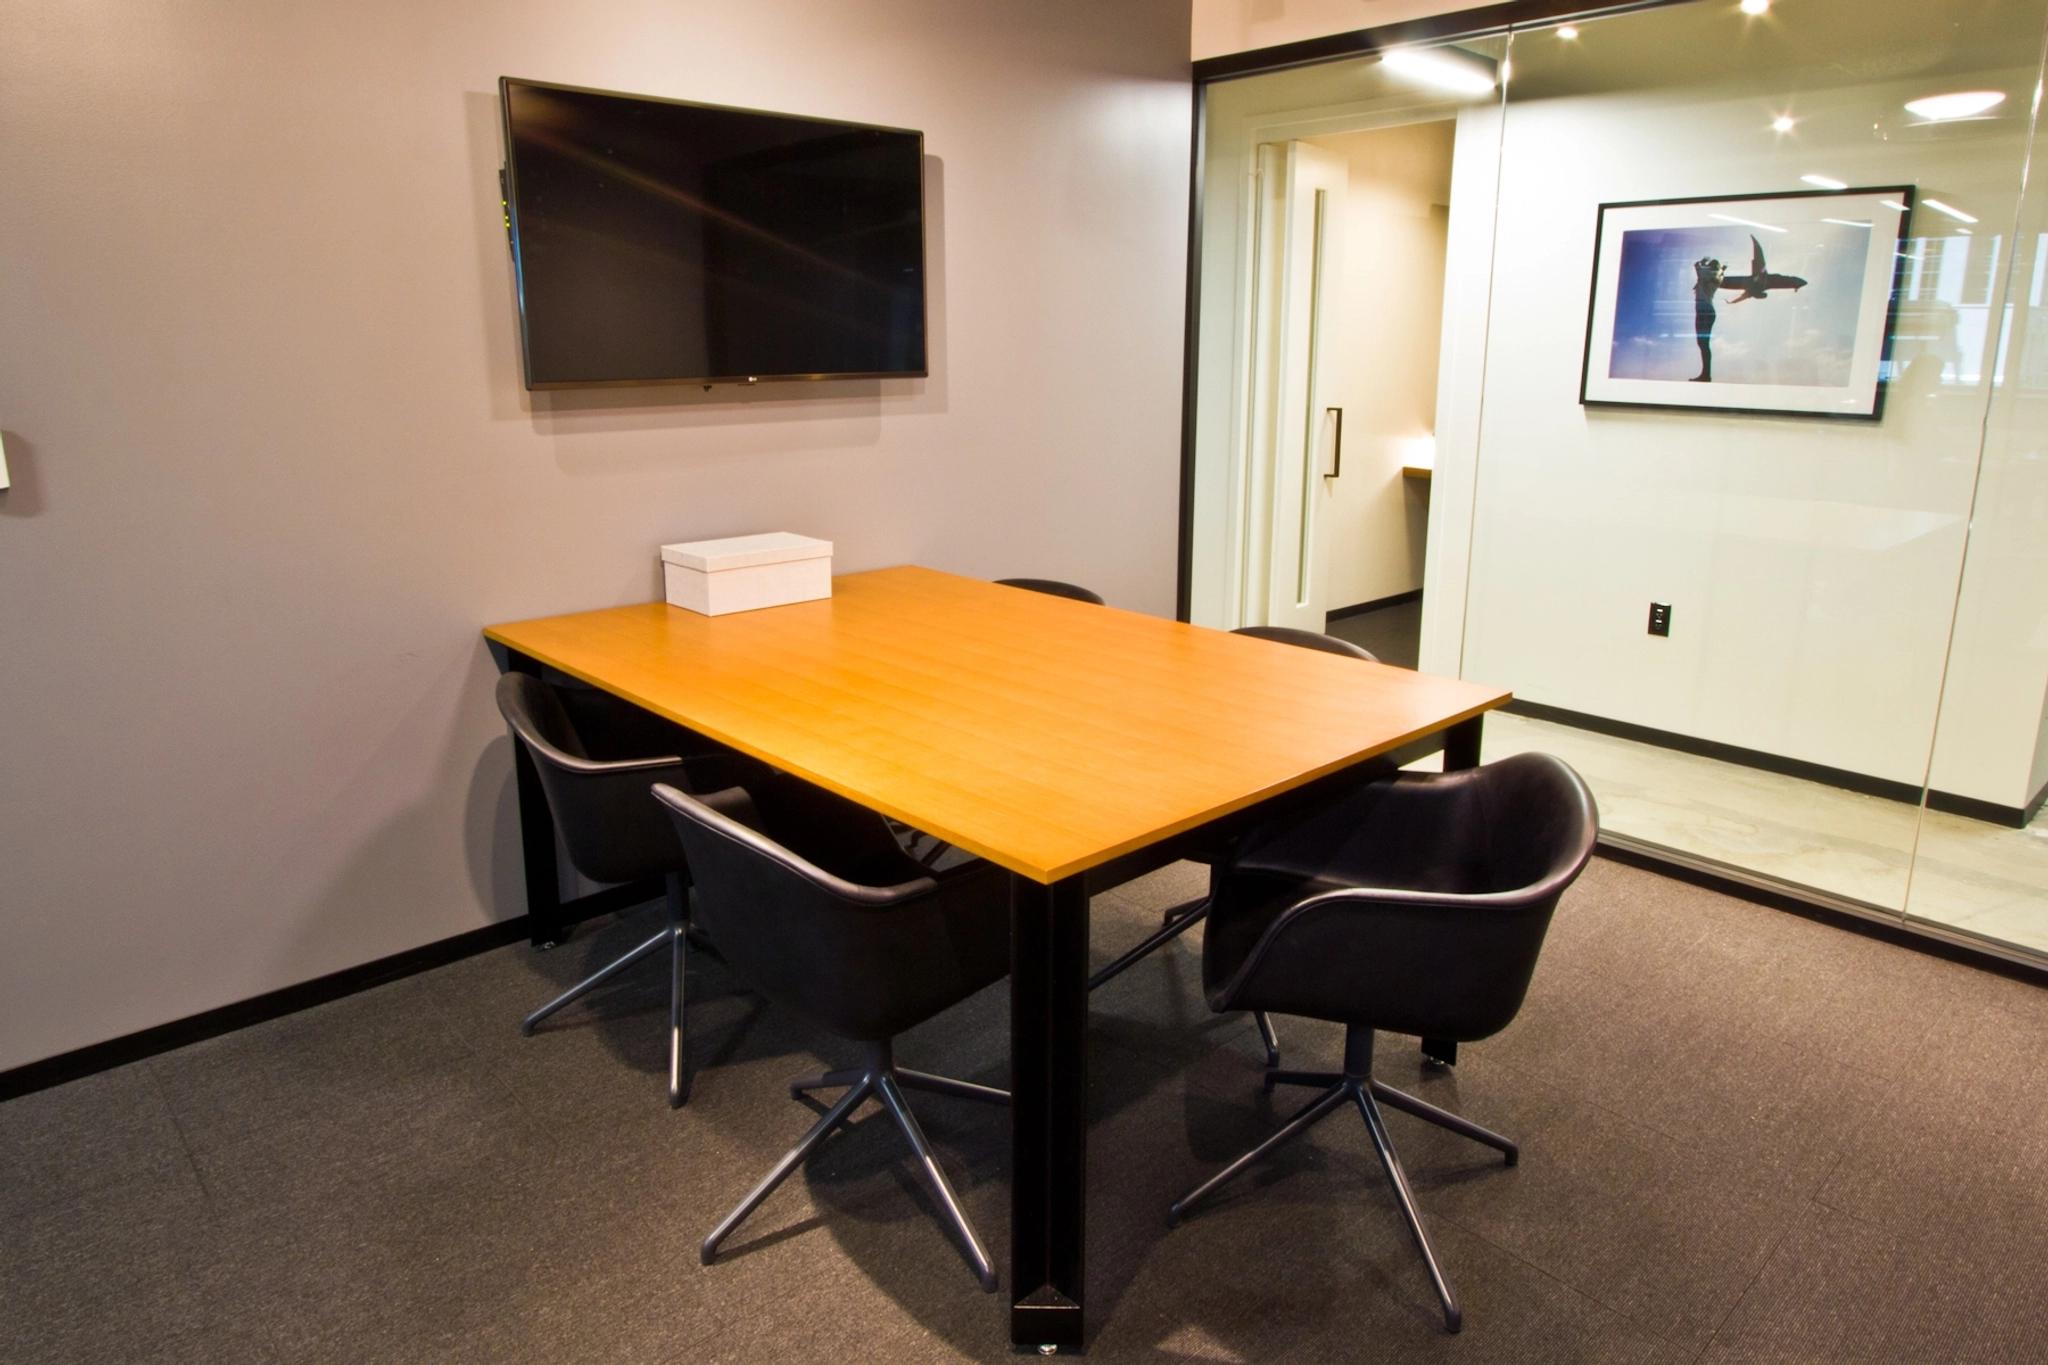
xmin=0 ymin=0 xmax=1192 ymax=1070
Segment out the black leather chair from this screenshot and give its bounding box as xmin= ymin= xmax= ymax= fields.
xmin=1087 ymin=625 xmax=1381 ymax=1068
xmin=495 ymin=672 xmax=765 ymax=1107
xmin=653 ymin=778 xmax=1013 ymax=1291
xmin=1166 ymin=752 xmax=1597 ymax=1332
xmin=994 ymin=577 xmax=1106 ymax=605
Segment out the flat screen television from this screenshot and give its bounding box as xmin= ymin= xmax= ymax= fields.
xmin=499 ymin=78 xmax=926 ymax=389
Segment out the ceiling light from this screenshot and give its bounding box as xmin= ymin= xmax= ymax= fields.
xmin=1957 ymin=229 xmax=1974 ymax=236
xmin=1772 ymin=116 xmax=1796 ymax=132
xmin=1802 ymin=174 xmax=1849 ymax=190
xmin=1904 ymin=91 xmax=2006 ymax=121
xmin=1880 ymin=199 xmax=1910 ymax=212
xmin=1710 ymin=212 xmax=1787 ymax=233
xmin=1923 ymin=198 xmax=1979 ymax=223
xmin=1740 ymin=0 xmax=1769 ymax=14
xmin=1380 ymin=47 xmax=1498 ymax=97
xmin=1557 ymin=25 xmax=1579 ymax=39
xmin=1822 ymin=219 xmax=1872 ymax=228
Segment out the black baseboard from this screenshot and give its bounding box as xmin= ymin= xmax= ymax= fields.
xmin=0 ymin=917 xmax=535 ymax=1104
xmin=1506 ymin=699 xmax=2041 ymax=827
xmin=1594 ymin=842 xmax=2048 ymax=990
xmin=1327 ymin=589 xmax=1421 ymax=622
xmin=1927 ymin=782 xmax=2048 ymax=831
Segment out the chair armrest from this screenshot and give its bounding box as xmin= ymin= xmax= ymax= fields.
xmin=654 ymin=784 xmax=939 ymax=907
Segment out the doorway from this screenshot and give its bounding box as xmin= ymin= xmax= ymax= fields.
xmin=1183 ymin=44 xmax=1499 ymax=661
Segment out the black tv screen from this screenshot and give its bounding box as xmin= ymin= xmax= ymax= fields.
xmin=499 ymin=78 xmax=926 ymax=388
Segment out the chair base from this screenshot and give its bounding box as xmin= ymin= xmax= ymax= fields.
xmin=704 ymin=1039 xmax=1009 ymax=1292
xmin=1169 ymin=1027 xmax=1517 ymax=1334
xmin=521 ymin=872 xmax=696 ymax=1107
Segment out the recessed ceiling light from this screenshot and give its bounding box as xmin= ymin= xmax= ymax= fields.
xmin=1557 ymin=25 xmax=1579 ymax=39
xmin=1740 ymin=0 xmax=1769 ymax=14
xmin=1802 ymin=174 xmax=1849 ymax=190
xmin=1957 ymin=229 xmax=1974 ymax=236
xmin=1772 ymin=116 xmax=1796 ymax=133
xmin=1380 ymin=47 xmax=1498 ymax=98
xmin=1710 ymin=212 xmax=1787 ymax=233
xmin=1904 ymin=91 xmax=2006 ymax=121
xmin=1821 ymin=219 xmax=1872 ymax=228
xmin=1923 ymin=198 xmax=1979 ymax=223
xmin=1880 ymin=199 xmax=1910 ymax=212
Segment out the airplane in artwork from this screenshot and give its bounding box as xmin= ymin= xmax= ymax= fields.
xmin=1719 ymin=235 xmax=1807 ymax=301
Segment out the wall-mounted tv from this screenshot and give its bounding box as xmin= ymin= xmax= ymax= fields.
xmin=499 ymin=78 xmax=926 ymax=389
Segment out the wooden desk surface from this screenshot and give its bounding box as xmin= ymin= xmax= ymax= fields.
xmin=485 ymin=566 xmax=1508 ymax=883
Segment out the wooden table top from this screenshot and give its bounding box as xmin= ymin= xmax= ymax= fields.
xmin=484 ymin=566 xmax=1509 ymax=883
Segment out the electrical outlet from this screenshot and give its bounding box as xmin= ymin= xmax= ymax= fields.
xmin=1648 ymin=602 xmax=1672 ymax=637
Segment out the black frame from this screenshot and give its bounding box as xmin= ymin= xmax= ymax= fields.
xmin=498 ymin=76 xmax=929 ymax=391
xmin=1576 ymin=186 xmax=1917 ymax=422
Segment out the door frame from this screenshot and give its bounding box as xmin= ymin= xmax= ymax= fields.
xmin=1173 ymin=0 xmax=1694 ymax=621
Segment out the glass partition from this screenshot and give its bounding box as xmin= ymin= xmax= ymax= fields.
xmin=1455 ymin=0 xmax=2047 ymax=938
xmin=1186 ymin=0 xmax=2048 ymax=963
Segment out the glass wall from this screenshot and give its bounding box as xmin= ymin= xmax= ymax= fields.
xmin=1189 ymin=0 xmax=2048 ymax=964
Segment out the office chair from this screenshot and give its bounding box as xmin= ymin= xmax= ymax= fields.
xmin=1087 ymin=625 xmax=1380 ymax=1068
xmin=654 ymin=778 xmax=1013 ymax=1291
xmin=1165 ymin=752 xmax=1597 ymax=1332
xmin=994 ymin=577 xmax=1106 ymax=605
xmin=495 ymin=672 xmax=766 ymax=1107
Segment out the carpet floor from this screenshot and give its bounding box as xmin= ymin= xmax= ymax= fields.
xmin=5 ymin=856 xmax=2047 ymax=1363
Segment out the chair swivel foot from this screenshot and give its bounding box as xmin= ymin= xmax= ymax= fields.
xmin=1368 ymin=1080 xmax=1518 ymax=1165
xmin=521 ymin=927 xmax=671 ymax=1035
xmin=1264 ymin=1068 xmax=1341 ymax=1094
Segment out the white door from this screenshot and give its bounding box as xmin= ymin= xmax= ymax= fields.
xmin=1238 ymin=140 xmax=1346 ymax=631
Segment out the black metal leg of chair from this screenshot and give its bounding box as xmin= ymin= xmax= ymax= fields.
xmin=667 ymin=873 xmax=690 ymax=1108
xmin=701 ymin=1076 xmax=876 ymax=1264
xmin=1161 ymin=895 xmax=1208 ymax=926
xmin=1088 ymin=901 xmax=1208 ymax=991
xmin=1255 ymin=1011 xmax=1282 ymax=1070
xmin=521 ymin=927 xmax=669 ymax=1035
xmin=896 ymin=1068 xmax=1011 ymax=1105
xmin=789 ymin=1067 xmax=866 ymax=1098
xmin=876 ymin=1072 xmax=999 ymax=1292
xmin=1369 ymin=1080 xmax=1518 ymax=1165
xmin=1356 ymin=1087 xmax=1462 ymax=1333
xmin=1167 ymin=1082 xmax=1349 ymax=1226
xmin=1265 ymin=1067 xmax=1341 ymax=1094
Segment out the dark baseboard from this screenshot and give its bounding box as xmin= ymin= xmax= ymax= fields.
xmin=1327 ymin=589 xmax=1422 ymax=622
xmin=0 ymin=917 xmax=535 ymax=1104
xmin=1504 ymin=699 xmax=1922 ymax=803
xmin=1594 ymin=842 xmax=2048 ymax=990
xmin=1927 ymin=782 xmax=2047 ymax=831
xmin=1506 ymin=699 xmax=2041 ymax=827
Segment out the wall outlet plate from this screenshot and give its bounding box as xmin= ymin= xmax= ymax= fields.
xmin=1648 ymin=602 xmax=1671 ymax=637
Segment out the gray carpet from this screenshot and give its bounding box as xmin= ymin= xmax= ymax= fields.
xmin=5 ymin=857 xmax=2047 ymax=1363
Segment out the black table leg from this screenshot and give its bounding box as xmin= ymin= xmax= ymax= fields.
xmin=1423 ymin=714 xmax=1486 ymax=1069
xmin=1011 ymin=873 xmax=1089 ymax=1352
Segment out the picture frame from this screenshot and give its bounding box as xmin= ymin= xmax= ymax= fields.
xmin=1579 ymin=186 xmax=1915 ymax=420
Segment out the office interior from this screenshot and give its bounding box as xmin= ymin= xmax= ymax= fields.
xmin=5 ymin=0 xmax=2048 ymax=1361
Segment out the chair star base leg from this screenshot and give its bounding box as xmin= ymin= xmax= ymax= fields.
xmin=704 ymin=1041 xmax=1004 ymax=1291
xmin=1168 ymin=1029 xmax=1509 ymax=1334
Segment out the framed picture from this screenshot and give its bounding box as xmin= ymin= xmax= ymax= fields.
xmin=1579 ymin=187 xmax=1915 ymax=419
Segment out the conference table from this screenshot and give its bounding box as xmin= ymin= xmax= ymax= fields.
xmin=483 ymin=565 xmax=1509 ymax=1352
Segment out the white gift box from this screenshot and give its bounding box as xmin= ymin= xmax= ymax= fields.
xmin=660 ymin=532 xmax=834 ymax=616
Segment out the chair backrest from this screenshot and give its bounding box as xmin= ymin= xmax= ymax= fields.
xmin=1215 ymin=752 xmax=1596 ymax=1041
xmin=496 ymin=672 xmax=702 ymax=885
xmin=995 ymin=578 xmax=1106 ymax=606
xmin=654 ymin=780 xmax=1010 ymax=1042
xmin=1232 ymin=624 xmax=1378 ymax=664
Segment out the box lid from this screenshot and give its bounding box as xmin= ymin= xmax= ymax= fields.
xmin=659 ymin=532 xmax=834 ymax=573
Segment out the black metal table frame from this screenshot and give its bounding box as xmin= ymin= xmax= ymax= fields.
xmin=491 ymin=642 xmax=1483 ymax=1353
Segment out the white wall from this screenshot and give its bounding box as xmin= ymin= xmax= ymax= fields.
xmin=1424 ymin=71 xmax=2046 ymax=799
xmin=1306 ymin=120 xmax=1451 ymax=610
xmin=0 ymin=0 xmax=1191 ymax=1070
xmin=1193 ymin=0 xmax=1477 ymax=61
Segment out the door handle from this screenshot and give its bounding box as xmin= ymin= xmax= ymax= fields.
xmin=1323 ymin=407 xmax=1343 ymax=480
